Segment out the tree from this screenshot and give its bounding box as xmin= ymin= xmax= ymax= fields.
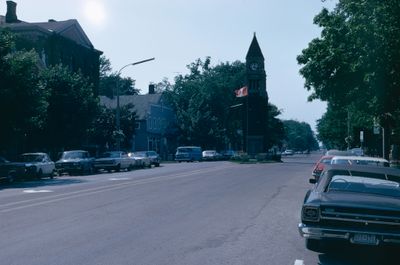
xmin=89 ymin=104 xmax=137 ymax=151
xmin=98 ymin=55 xmax=139 ymax=98
xmin=39 ymin=64 xmax=99 ymax=150
xmin=165 ymin=57 xmax=285 ymax=150
xmin=283 ymin=120 xmax=319 ymax=151
xmin=0 ymin=29 xmax=49 ymax=155
xmin=298 ymin=1 xmax=400 ymax=153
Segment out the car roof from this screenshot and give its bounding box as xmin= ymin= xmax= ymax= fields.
xmin=331 ymin=155 xmax=388 ymax=162
xmin=323 ymin=164 xmax=400 ymax=176
xmin=21 ymin=152 xmax=47 ymax=155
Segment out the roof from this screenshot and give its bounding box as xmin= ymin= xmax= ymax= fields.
xmin=324 ymin=164 xmax=400 ymax=176
xmin=246 ymin=33 xmax=264 ymax=60
xmin=0 ymin=16 xmax=100 ymax=52
xmin=332 ymin=156 xmax=389 ymax=163
xmin=99 ymin=94 xmax=164 ymax=120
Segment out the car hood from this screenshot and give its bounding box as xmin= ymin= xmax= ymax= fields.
xmin=307 ymin=191 xmax=400 ymax=211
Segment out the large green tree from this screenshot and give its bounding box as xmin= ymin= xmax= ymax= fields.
xmin=165 ymin=57 xmax=284 ymax=150
xmin=283 ymin=120 xmax=319 ymax=151
xmin=298 ymin=0 xmax=400 ymax=155
xmin=39 ymin=64 xmax=99 ymax=150
xmin=0 ymin=29 xmax=49 ymax=155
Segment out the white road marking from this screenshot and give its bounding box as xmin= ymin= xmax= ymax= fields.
xmin=23 ymin=189 xmax=53 ymax=193
xmin=294 ymin=260 xmax=304 ymax=265
xmin=109 ymin=177 xmax=131 ymax=181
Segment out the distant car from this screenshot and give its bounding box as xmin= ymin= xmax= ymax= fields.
xmin=94 ymin=151 xmax=134 ymax=172
xmin=350 ymin=147 xmax=364 ymax=156
xmin=220 ymin=150 xmax=237 ymax=160
xmin=282 ymin=149 xmax=294 ymax=156
xmin=299 ymin=164 xmax=400 ymax=253
xmin=331 ymin=155 xmax=389 ymax=167
xmin=55 ymin=150 xmax=95 ymax=175
xmin=202 ymin=150 xmax=222 ymax=161
xmin=7 ymin=153 xmax=55 ymax=180
xmin=129 ymin=152 xmax=151 ymax=168
xmin=311 ymin=155 xmax=334 ymax=181
xmin=145 ymin=151 xmax=161 ymax=167
xmin=175 ymin=146 xmax=202 ymax=162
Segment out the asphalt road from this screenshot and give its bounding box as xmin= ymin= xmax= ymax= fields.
xmin=0 ymin=153 xmax=397 ymax=265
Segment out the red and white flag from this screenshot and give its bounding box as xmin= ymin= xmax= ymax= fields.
xmin=235 ymin=86 xmax=248 ymax=97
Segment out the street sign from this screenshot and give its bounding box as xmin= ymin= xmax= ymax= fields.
xmin=373 ymin=126 xmax=380 ymax=134
xmin=360 ymin=131 xmax=364 ymax=142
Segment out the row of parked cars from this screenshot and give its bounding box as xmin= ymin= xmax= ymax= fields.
xmin=0 ymin=150 xmax=161 ymax=184
xmin=299 ymin=149 xmax=400 ymax=253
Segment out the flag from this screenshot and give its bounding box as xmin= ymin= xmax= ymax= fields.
xmin=235 ymin=86 xmax=248 ymax=97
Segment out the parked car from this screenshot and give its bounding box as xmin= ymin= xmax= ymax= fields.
xmin=129 ymin=152 xmax=151 ymax=168
xmin=0 ymin=156 xmax=14 ymax=183
xmin=55 ymin=150 xmax=95 ymax=175
xmin=145 ymin=151 xmax=161 ymax=167
xmin=6 ymin=153 xmax=55 ymax=180
xmin=202 ymin=150 xmax=222 ymax=161
xmin=94 ymin=151 xmax=134 ymax=172
xmin=325 ymin=149 xmax=353 ymax=156
xmin=282 ymin=149 xmax=294 ymax=156
xmin=331 ymin=155 xmax=389 ymax=167
xmin=311 ymin=155 xmax=334 ymax=181
xmin=175 ymin=146 xmax=202 ymax=162
xmin=299 ymin=164 xmax=400 ymax=253
xmin=220 ymin=150 xmax=237 ymax=160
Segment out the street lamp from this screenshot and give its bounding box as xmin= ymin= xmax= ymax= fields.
xmin=116 ymin=57 xmax=155 ymax=150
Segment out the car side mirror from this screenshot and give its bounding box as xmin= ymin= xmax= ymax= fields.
xmin=309 ymin=178 xmax=316 ymax=184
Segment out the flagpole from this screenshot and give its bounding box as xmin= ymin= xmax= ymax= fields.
xmin=246 ymin=93 xmax=249 ymax=154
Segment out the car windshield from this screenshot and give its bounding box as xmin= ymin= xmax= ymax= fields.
xmin=327 ymin=175 xmax=400 ymax=198
xmin=19 ymin=154 xmax=43 ymax=162
xmin=62 ymin=152 xmax=84 ymax=159
xmin=177 ymin=148 xmax=190 ymax=153
xmin=100 ymin=152 xmax=120 ymax=158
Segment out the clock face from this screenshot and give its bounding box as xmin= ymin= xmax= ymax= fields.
xmin=250 ymin=62 xmax=259 ymax=71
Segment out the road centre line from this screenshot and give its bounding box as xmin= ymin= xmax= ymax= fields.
xmin=0 ymin=164 xmax=237 ymax=213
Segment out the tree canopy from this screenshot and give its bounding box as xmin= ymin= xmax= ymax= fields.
xmin=298 ymin=0 xmax=400 ymax=154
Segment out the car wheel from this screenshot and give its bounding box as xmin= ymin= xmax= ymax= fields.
xmin=50 ymin=169 xmax=56 ymax=179
xmin=155 ymin=162 xmax=160 ymax=167
xmin=37 ymin=169 xmax=43 ymax=180
xmin=115 ymin=164 xmax=121 ymax=172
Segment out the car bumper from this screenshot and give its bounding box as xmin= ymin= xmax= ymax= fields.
xmin=298 ymin=223 xmax=400 ymax=245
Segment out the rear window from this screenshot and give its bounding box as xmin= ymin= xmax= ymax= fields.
xmin=327 ymin=175 xmax=400 ymax=198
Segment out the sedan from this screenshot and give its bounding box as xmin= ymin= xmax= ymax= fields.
xmin=299 ymin=164 xmax=400 ymax=253
xmin=129 ymin=152 xmax=151 ymax=168
xmin=94 ymin=151 xmax=134 ymax=172
xmin=8 ymin=153 xmax=55 ymax=180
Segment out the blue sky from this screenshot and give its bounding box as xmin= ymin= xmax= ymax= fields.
xmin=5 ymin=0 xmax=337 ymax=131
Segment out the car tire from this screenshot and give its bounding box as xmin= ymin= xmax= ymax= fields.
xmin=155 ymin=162 xmax=160 ymax=167
xmin=115 ymin=164 xmax=121 ymax=172
xmin=37 ymin=169 xmax=43 ymax=180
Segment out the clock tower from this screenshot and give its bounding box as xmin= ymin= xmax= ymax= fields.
xmin=243 ymin=33 xmax=269 ymax=154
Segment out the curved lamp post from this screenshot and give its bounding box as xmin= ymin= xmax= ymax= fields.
xmin=116 ymin=57 xmax=155 ymax=150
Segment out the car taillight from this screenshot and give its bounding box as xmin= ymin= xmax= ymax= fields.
xmin=302 ymin=206 xmax=320 ymax=222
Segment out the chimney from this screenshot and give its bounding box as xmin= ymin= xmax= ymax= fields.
xmin=149 ymin=84 xmax=155 ymax=94
xmin=5 ymin=1 xmax=18 ymax=23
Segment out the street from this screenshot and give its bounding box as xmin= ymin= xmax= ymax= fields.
xmin=0 ymin=153 xmax=397 ymax=265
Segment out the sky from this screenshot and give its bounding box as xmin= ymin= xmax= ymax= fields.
xmin=2 ymin=0 xmax=337 ymax=131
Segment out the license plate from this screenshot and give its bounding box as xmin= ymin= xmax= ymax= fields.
xmin=351 ymin=234 xmax=378 ymax=245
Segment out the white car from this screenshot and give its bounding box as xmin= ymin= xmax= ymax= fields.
xmin=94 ymin=151 xmax=134 ymax=172
xmin=331 ymin=155 xmax=389 ymax=167
xmin=9 ymin=153 xmax=56 ymax=180
xmin=128 ymin=152 xmax=151 ymax=168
